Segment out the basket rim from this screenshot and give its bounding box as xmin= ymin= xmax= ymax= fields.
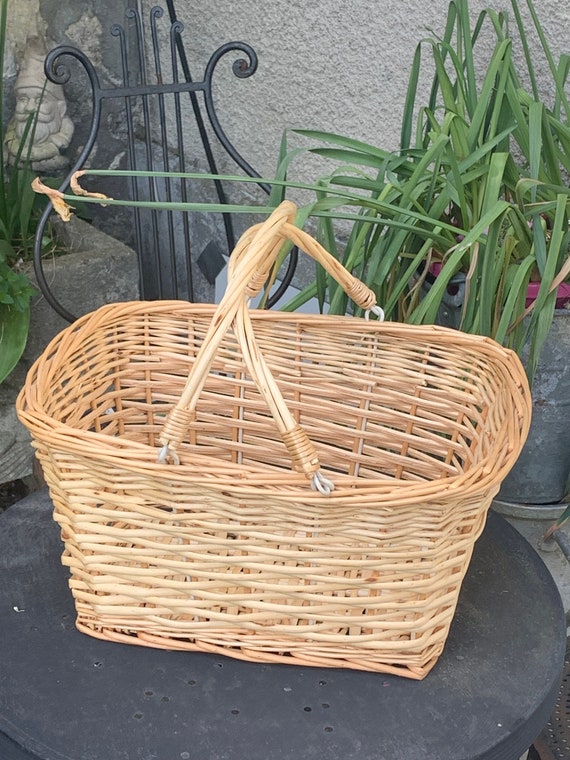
xmin=28 ymin=297 xmax=534 ymax=359
xmin=98 ymin=299 xmax=511 ymax=346
xmin=17 ymin=299 xmax=532 ymax=504
xmin=17 ymin=402 xmax=511 ymax=504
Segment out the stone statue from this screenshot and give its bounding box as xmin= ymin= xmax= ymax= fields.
xmin=4 ymin=37 xmax=74 ymax=172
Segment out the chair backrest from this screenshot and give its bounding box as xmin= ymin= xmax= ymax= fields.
xmin=33 ymin=2 xmax=297 ymax=322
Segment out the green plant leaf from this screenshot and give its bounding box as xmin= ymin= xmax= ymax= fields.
xmin=523 ymin=0 xmax=570 ymax=121
xmin=0 ymin=301 xmax=30 ymax=384
xmin=495 ymin=256 xmax=535 ymax=345
xmin=401 ymin=43 xmax=422 ymax=151
xmin=292 ymin=129 xmax=390 ymax=162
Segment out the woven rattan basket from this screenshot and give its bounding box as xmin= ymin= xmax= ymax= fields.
xmin=17 ymin=201 xmax=531 ymax=679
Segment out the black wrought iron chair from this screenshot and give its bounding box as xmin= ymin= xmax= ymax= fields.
xmin=33 ymin=1 xmax=296 ymax=322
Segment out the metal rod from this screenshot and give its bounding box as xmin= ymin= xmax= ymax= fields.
xmin=170 ymin=20 xmax=193 ymax=299
xmin=152 ymin=6 xmax=178 ymax=298
xmin=165 ymin=0 xmax=236 ymax=254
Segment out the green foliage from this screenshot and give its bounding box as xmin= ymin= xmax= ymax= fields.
xmin=0 ymin=299 xmax=30 ymax=384
xmin=0 ymin=0 xmax=39 ymax=382
xmin=266 ymin=0 xmax=570 ymax=381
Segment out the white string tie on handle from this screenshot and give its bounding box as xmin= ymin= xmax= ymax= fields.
xmin=365 ymin=305 xmax=385 ymax=321
xmin=311 ymin=471 xmax=335 ymax=496
xmin=158 ymin=444 xmax=180 ymax=466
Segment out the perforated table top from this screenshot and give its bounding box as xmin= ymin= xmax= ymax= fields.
xmin=0 ymin=489 xmax=565 ymax=760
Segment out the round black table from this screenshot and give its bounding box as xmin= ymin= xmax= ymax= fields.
xmin=0 ymin=489 xmax=565 ymax=760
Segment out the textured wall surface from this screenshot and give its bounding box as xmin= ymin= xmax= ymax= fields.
xmin=5 ymin=1 xmax=570 ymax=167
xmin=5 ymin=1 xmax=570 ymax=187
xmin=150 ymin=0 xmax=570 ymax=181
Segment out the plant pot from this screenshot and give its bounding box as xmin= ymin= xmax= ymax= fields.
xmin=422 ymin=273 xmax=570 ymax=517
xmin=493 ymin=308 xmax=570 ymax=519
xmin=526 ymin=281 xmax=570 ymax=309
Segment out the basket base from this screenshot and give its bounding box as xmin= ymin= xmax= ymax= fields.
xmin=75 ymin=621 xmax=442 ymax=679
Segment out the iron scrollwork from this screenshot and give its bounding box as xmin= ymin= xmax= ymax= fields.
xmin=34 ymin=4 xmax=297 ymax=320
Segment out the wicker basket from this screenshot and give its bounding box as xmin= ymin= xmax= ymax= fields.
xmin=17 ymin=201 xmax=531 ymax=679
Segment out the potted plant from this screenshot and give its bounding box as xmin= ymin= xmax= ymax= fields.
xmin=265 ymin=0 xmax=570 ymax=370
xmin=260 ymin=0 xmax=570 ymax=513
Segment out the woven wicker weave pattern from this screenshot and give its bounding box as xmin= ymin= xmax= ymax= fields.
xmin=17 ymin=203 xmax=531 ymax=679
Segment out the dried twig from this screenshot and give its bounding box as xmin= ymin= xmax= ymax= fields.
xmin=70 ymin=170 xmax=110 ymax=205
xmin=31 ymin=178 xmax=73 ymax=222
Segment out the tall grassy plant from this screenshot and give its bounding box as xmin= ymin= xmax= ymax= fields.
xmin=266 ymin=0 xmax=570 ymax=380
xmin=0 ymin=0 xmax=39 ymax=383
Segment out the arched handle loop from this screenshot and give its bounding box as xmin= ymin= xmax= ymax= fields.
xmin=158 ymin=201 xmax=383 ymax=491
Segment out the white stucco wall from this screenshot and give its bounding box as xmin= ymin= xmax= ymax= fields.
xmin=152 ymin=0 xmax=570 ymax=185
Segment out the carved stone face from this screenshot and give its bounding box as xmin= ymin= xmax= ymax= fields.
xmin=14 ymin=86 xmax=64 ymax=143
xmin=4 ymin=36 xmax=74 ymax=169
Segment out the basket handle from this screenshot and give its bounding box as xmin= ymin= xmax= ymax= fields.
xmin=158 ymin=201 xmax=382 ymax=494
